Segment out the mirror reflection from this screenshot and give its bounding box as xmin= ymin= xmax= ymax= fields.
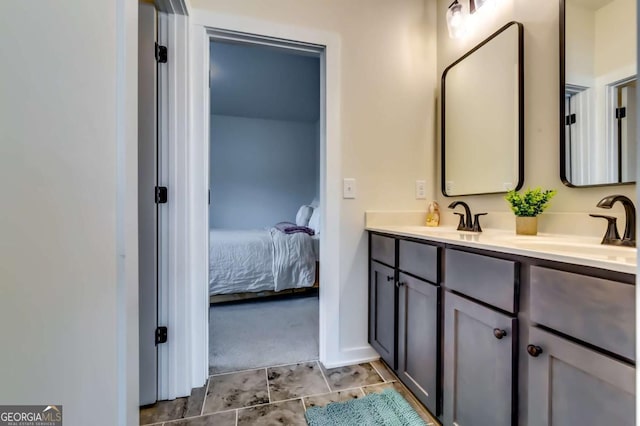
xmin=563 ymin=0 xmax=637 ymax=186
xmin=442 ymin=22 xmax=523 ymax=196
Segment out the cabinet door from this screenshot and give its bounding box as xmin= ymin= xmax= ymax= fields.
xmin=397 ymin=273 xmax=440 ymax=416
xmin=443 ymin=292 xmax=516 ymax=426
xmin=527 ymin=327 xmax=635 ymax=426
xmin=369 ymin=261 xmax=396 ymax=368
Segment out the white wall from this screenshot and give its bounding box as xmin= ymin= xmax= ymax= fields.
xmin=210 ymin=115 xmax=319 ymax=229
xmin=191 ymin=0 xmax=438 ymax=365
xmin=0 ymin=1 xmax=138 ymax=425
xmin=566 ymin=1 xmax=595 ymax=86
xmin=436 ymin=0 xmax=636 ymax=234
xmin=594 ymin=0 xmax=636 ymax=77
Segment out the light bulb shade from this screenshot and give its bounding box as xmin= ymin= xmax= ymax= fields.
xmin=446 ymin=1 xmax=466 ymax=39
xmin=470 ymin=0 xmax=488 ymax=13
xmin=471 ymin=0 xmax=499 ymax=14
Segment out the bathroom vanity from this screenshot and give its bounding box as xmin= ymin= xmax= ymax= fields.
xmin=367 ymin=226 xmax=635 ymax=426
xmin=391 ymin=0 xmax=639 ymax=422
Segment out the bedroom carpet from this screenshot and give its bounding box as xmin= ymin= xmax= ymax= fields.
xmin=209 ymin=295 xmax=319 ymax=374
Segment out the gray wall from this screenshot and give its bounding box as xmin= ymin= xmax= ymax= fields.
xmin=210 ymin=41 xmax=320 ymax=121
xmin=210 ymin=114 xmax=319 ymax=229
xmin=209 ymin=40 xmax=320 ymax=230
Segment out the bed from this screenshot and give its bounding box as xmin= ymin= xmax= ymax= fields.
xmin=209 ymin=227 xmax=319 ymax=303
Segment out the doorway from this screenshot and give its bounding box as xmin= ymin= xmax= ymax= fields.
xmin=207 ymin=33 xmax=323 ymax=374
xmin=137 ymin=14 xmax=344 ymax=401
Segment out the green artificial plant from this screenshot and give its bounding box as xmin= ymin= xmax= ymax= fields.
xmin=505 ymin=187 xmax=557 ymax=217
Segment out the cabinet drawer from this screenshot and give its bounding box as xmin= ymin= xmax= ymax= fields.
xmin=445 ymin=249 xmax=518 ymax=313
xmin=399 ymin=240 xmax=438 ymax=283
xmin=371 ymin=234 xmax=396 ymax=267
xmin=530 ymin=266 xmax=635 ymax=361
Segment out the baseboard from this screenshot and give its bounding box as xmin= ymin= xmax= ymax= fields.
xmin=321 ymin=345 xmax=379 ymax=369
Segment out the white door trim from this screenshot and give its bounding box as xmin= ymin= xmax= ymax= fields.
xmin=156 ymin=0 xmax=189 ymax=15
xmin=187 ymin=9 xmax=343 ymax=387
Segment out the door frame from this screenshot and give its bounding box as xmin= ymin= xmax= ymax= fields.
xmin=187 ymin=9 xmax=343 ymax=390
xmin=151 ymin=2 xmax=192 ymax=401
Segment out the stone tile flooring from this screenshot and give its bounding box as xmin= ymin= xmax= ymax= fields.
xmin=140 ymin=359 xmax=439 ymax=425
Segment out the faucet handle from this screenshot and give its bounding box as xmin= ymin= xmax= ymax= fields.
xmin=589 ymin=214 xmax=621 ymax=245
xmin=472 ymin=213 xmax=488 ymax=232
xmin=454 ymin=212 xmax=466 ymax=231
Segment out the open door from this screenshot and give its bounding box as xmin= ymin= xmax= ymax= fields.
xmin=138 ymin=1 xmax=159 ymax=406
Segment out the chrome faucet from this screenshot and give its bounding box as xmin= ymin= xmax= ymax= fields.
xmin=448 ymin=201 xmax=487 ymax=232
xmin=589 ymin=194 xmax=636 ymax=247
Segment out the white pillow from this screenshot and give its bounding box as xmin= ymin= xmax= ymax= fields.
xmin=308 ymin=208 xmax=320 ymax=234
xmin=296 ymin=205 xmax=314 ymax=227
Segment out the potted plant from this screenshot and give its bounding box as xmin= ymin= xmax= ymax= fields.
xmin=505 ymin=187 xmax=557 ymax=235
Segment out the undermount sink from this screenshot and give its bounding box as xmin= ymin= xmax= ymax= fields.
xmin=505 ymin=238 xmax=637 ymax=262
xmin=397 ymin=226 xmax=474 ymax=238
xmin=400 ymin=226 xmax=461 ymax=233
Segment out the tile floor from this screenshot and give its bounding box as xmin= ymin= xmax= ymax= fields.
xmin=140 ymin=360 xmax=439 ymax=425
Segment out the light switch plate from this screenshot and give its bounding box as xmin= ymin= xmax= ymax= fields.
xmin=343 ymin=178 xmax=356 ymax=199
xmin=415 ymin=180 xmax=426 ymax=199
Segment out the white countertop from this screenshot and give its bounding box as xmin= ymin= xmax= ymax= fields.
xmin=366 ymin=225 xmax=637 ymax=275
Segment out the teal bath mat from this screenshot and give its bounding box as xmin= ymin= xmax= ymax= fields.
xmin=305 ymin=389 xmax=427 ymax=426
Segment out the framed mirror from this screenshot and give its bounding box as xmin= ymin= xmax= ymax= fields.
xmin=442 ymin=21 xmax=524 ymax=197
xmin=561 ymin=0 xmax=637 ymax=187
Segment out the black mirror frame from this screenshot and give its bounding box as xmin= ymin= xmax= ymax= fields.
xmin=441 ymin=21 xmax=525 ymax=197
xmin=559 ymin=0 xmax=636 ymax=188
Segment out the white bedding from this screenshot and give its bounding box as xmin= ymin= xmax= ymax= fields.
xmin=209 ymin=229 xmax=317 ymax=295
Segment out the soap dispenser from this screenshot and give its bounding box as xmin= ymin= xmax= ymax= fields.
xmin=426 ymin=201 xmax=440 ymax=227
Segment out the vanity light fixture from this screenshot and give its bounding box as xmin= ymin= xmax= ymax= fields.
xmin=448 ymin=0 xmax=502 ymax=39
xmin=470 ymin=0 xmax=488 ymax=13
xmin=446 ymin=0 xmax=467 ymax=39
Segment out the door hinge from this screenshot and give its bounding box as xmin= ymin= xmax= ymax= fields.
xmin=155 ymin=186 xmax=168 ymax=204
xmin=616 ymin=107 xmax=627 ymax=119
xmin=155 ymin=42 xmax=168 ymax=63
xmin=565 ymin=113 xmax=576 ymax=125
xmin=155 ymin=326 xmax=168 ymax=345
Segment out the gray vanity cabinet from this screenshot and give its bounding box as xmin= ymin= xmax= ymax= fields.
xmin=368 ymin=233 xmax=441 ymax=413
xmin=526 ymin=327 xmax=635 ymax=426
xmin=527 ymin=266 xmax=635 ymax=425
xmin=443 ymin=292 xmax=516 ymax=426
xmin=368 ymin=229 xmax=635 ymax=425
xmin=369 ymin=260 xmax=396 ymax=368
xmin=397 ymin=272 xmax=440 ymax=416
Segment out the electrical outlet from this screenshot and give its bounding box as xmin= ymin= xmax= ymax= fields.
xmin=343 ymin=178 xmax=356 ymax=199
xmin=446 ymin=181 xmax=454 ymax=193
xmin=415 ymin=180 xmax=426 ymax=199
